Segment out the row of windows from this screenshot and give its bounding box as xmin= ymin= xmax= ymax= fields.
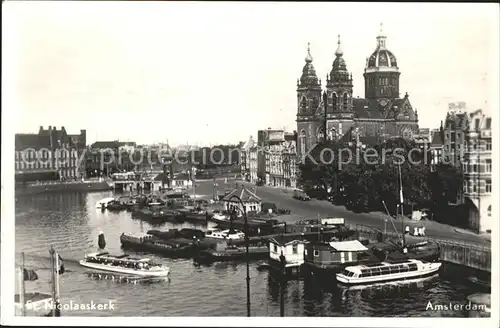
xmin=367 ymin=77 xmax=397 ymax=87
xmin=272 ymin=244 xmax=299 ymax=254
xmin=15 ymin=149 xmax=78 ymax=160
xmin=462 ymin=160 xmax=492 ymax=173
xmin=358 ymin=264 xmax=418 ymax=277
xmin=15 ymin=158 xmax=81 ymax=170
xmin=463 ymin=180 xmax=492 ymax=193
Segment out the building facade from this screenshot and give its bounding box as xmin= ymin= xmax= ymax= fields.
xmin=442 ymin=109 xmax=468 ymax=167
xmin=15 ymin=126 xmax=86 ymax=182
xmin=296 ymin=27 xmax=419 ymax=160
xmin=248 ymin=146 xmax=259 ymax=183
xmin=429 ymin=128 xmax=444 ymax=170
xmin=462 ymin=110 xmax=492 ymax=233
xmin=257 ymin=129 xmax=297 ymax=188
xmin=240 ymin=136 xmax=255 ymax=181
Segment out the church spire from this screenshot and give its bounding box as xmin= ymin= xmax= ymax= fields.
xmin=376 ymin=22 xmax=387 ymax=49
xmin=305 ymin=42 xmax=313 ymax=63
xmin=335 ymin=35 xmax=343 ymax=57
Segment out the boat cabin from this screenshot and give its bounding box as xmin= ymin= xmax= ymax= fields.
xmin=84 ymin=252 xmax=159 ymax=269
xmin=121 ymin=232 xmax=154 ymax=243
xmin=341 ymin=260 xmax=419 ymax=278
xmin=304 ymin=240 xmax=370 ymax=269
xmin=96 ymin=197 xmax=116 ymax=209
xmin=205 ymin=229 xmax=245 ymax=240
xmin=269 ymin=236 xmax=307 ymax=268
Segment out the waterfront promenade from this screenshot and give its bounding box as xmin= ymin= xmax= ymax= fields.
xmin=189 ymin=178 xmax=490 ymax=247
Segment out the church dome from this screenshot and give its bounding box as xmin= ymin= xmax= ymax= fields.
xmin=367 ymin=48 xmax=398 ymax=68
xmin=299 ymin=43 xmax=320 ymax=86
xmin=365 ymin=24 xmax=398 ymax=71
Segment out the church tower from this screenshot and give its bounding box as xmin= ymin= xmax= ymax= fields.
xmin=296 ymin=43 xmax=322 ymax=158
xmin=325 ymin=35 xmax=354 ymax=140
xmin=363 ymin=23 xmax=400 ymax=100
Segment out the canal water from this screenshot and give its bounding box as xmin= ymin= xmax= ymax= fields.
xmin=14 ymin=190 xmax=487 ymax=317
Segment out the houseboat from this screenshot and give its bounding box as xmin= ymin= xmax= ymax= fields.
xmin=120 ymin=232 xmax=197 ymax=258
xmin=336 ymin=259 xmax=442 ymax=285
xmin=96 ymin=197 xmax=116 ymax=209
xmin=79 ymin=252 xmax=170 ymax=277
xmin=304 ymin=239 xmax=379 ymax=278
xmin=263 ymin=236 xmax=307 ymax=277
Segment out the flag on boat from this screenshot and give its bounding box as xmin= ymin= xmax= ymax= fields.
xmin=23 ymin=268 xmax=38 ymax=281
xmin=56 ymin=253 xmax=65 ymax=275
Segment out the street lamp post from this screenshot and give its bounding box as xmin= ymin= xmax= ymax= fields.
xmin=228 ymin=194 xmax=251 ymax=317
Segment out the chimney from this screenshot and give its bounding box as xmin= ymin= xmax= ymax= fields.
xmin=49 ymin=126 xmax=52 ymax=131
xmin=53 ymin=126 xmax=56 ymax=131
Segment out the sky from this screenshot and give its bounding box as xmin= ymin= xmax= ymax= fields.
xmin=3 ymin=2 xmax=499 ymax=146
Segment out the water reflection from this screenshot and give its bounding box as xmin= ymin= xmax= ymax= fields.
xmin=15 ymin=190 xmax=485 ymax=317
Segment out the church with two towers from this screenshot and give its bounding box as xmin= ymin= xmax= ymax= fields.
xmin=296 ymin=25 xmax=419 ymax=157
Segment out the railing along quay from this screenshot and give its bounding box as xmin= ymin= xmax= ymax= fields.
xmin=348 ymin=224 xmax=491 ymax=273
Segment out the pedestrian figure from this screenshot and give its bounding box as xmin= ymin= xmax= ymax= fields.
xmin=405 ymin=226 xmax=410 ymax=235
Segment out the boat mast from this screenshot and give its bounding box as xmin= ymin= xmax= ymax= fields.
xmin=398 ymin=162 xmax=405 ymax=248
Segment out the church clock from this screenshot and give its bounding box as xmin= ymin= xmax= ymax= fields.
xmin=378 ymin=98 xmax=389 ymax=107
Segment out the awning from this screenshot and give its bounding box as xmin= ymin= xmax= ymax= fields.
xmin=329 ymin=240 xmax=368 ymax=251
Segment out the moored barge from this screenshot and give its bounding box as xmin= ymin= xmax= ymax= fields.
xmin=120 ymin=232 xmax=197 ymax=258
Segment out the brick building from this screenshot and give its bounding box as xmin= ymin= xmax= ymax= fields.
xmin=15 ymin=126 xmax=86 ymax=182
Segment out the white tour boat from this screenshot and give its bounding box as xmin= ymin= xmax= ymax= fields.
xmin=336 ymin=259 xmax=441 ymax=285
xmin=96 ymin=197 xmax=116 ymax=209
xmin=205 ymin=229 xmax=245 ymax=240
xmin=79 ymin=252 xmax=170 ymax=277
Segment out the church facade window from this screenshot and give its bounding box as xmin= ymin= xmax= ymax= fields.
xmin=301 ymin=97 xmax=307 ymax=112
xmin=329 ymin=93 xmax=338 ymax=113
xmin=343 ymin=93 xmax=348 ymax=111
xmin=299 ymin=130 xmax=306 ymax=155
xmin=312 ymin=97 xmax=319 ymax=109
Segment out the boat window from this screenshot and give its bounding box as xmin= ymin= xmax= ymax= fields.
xmin=400 ymin=266 xmax=409 ymax=273
xmin=380 ymin=267 xmax=390 ymax=274
xmin=313 ymin=250 xmax=319 ymax=257
xmin=341 ymin=269 xmax=350 ymax=276
xmin=389 ymin=267 xmax=400 ymax=274
xmin=292 ymin=245 xmax=298 ymax=254
xmin=408 ymin=264 xmax=418 ymax=271
xmin=273 ymin=244 xmax=278 ymax=252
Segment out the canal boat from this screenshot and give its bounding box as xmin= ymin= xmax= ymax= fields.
xmin=336 ymin=259 xmax=442 ymax=285
xmin=79 ymin=252 xmax=170 ymax=277
xmin=205 ymin=228 xmax=245 ymax=240
xmin=120 ymin=232 xmax=197 ymax=258
xmin=177 ymin=207 xmax=211 ymax=223
xmin=370 ymin=239 xmax=441 ymax=263
xmin=196 ymin=243 xmax=269 ymax=262
xmin=132 ymin=206 xmax=184 ymax=224
xmin=96 ymin=197 xmax=116 ymax=209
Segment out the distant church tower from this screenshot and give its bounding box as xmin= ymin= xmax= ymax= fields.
xmin=296 ymin=43 xmax=322 ymax=159
xmin=363 ymin=23 xmax=400 ymax=100
xmin=325 ymin=35 xmax=354 ymax=140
